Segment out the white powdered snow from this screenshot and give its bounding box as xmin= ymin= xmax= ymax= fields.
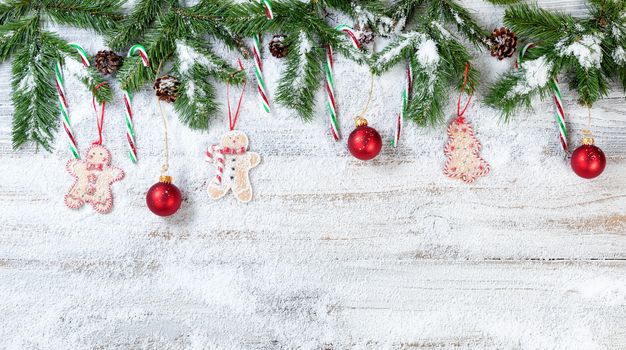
xmin=416 ymin=39 xmax=440 ymax=69
xmin=556 ymin=34 xmax=603 ymax=69
xmin=613 ymin=46 xmax=626 ymax=64
xmin=507 ymin=56 xmax=552 ymax=98
xmin=375 ymin=32 xmax=426 ymax=67
xmin=291 ymin=32 xmax=312 ymax=92
xmin=176 ymin=40 xmax=218 ymax=73
xmin=431 ymin=21 xmax=452 ymax=39
xmin=63 ymin=55 xmax=89 ymax=80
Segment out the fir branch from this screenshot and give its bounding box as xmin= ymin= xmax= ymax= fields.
xmin=172 ymin=65 xmax=218 ymax=129
xmin=572 ymin=66 xmax=608 ymax=107
xmin=276 ymin=33 xmax=323 ymax=121
xmin=406 ymin=55 xmax=449 ymax=126
xmin=41 ymin=0 xmax=124 ymax=33
xmin=118 ymin=55 xmax=155 ymax=92
xmin=0 ymin=0 xmax=33 ymax=25
xmin=108 ymin=0 xmax=169 ymax=50
xmin=484 ymin=0 xmax=521 ymax=5
xmin=485 ymin=56 xmax=556 ymax=121
xmin=176 ymin=38 xmax=244 ymax=84
xmin=504 ymin=4 xmax=575 ymax=44
xmin=428 ymin=0 xmax=489 ymax=47
xmin=0 ymin=17 xmax=39 ymax=62
xmin=371 ymin=31 xmax=425 ymax=74
xmin=11 ymin=40 xmax=59 ymax=151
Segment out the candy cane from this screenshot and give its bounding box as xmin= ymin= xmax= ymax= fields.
xmin=393 ymin=63 xmax=412 ymax=148
xmin=335 ymin=24 xmax=361 ymax=49
xmin=206 ymin=145 xmax=225 ymax=184
xmin=517 ymin=43 xmax=568 ymax=153
xmin=324 ymin=45 xmax=340 ymax=141
xmin=124 ymin=44 xmax=150 ymax=163
xmin=262 ymin=0 xmax=274 ymax=19
xmin=253 ymin=36 xmax=270 ymax=114
xmin=55 ymin=61 xmax=79 ymax=159
xmin=56 ymin=43 xmax=91 ymax=159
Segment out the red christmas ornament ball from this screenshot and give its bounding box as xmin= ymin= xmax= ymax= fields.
xmin=147 ymin=176 xmax=182 ymax=216
xmin=347 ymin=117 xmax=382 ymax=161
xmin=571 ymin=139 xmax=606 ymax=179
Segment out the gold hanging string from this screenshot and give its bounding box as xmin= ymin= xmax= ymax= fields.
xmin=154 ymin=61 xmax=169 ymax=174
xmin=356 ymin=74 xmax=375 ymax=120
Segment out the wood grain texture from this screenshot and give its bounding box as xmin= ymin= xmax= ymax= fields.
xmin=0 ymin=1 xmax=625 ymax=349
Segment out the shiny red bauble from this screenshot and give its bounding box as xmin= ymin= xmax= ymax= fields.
xmin=146 ymin=176 xmax=182 ymax=216
xmin=347 ymin=117 xmax=382 ymax=160
xmin=571 ymin=139 xmax=606 ymax=179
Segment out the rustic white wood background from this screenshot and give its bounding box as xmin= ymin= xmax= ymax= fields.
xmin=1 ymin=1 xmax=625 ymax=349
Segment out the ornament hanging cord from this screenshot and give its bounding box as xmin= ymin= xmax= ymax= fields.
xmin=92 ymin=82 xmax=109 ymax=145
xmin=226 ymin=58 xmax=248 ymax=131
xmin=456 ymin=63 xmax=473 ymax=122
xmin=154 ymin=61 xmax=170 ymax=174
xmin=356 ymin=74 xmax=375 ymax=120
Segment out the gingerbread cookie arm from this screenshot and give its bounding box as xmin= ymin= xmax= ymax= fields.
xmin=248 ymin=152 xmax=261 ymax=168
xmin=66 ymin=159 xmax=85 ymax=177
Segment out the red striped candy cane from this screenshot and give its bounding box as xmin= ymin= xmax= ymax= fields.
xmin=262 ymin=0 xmax=274 ymax=19
xmin=335 ymin=24 xmax=361 ymax=49
xmin=393 ymin=63 xmax=412 ymax=147
xmin=324 ymin=45 xmax=340 ymax=141
xmin=517 ymin=43 xmax=568 ymax=153
xmin=253 ymin=35 xmax=270 ymax=113
xmin=55 ymin=61 xmax=79 ymax=159
xmin=124 ymin=44 xmax=151 ymax=163
xmin=206 ymin=145 xmax=225 ymax=184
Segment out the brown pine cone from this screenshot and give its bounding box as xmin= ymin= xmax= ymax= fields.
xmin=95 ymin=50 xmax=123 ymax=75
xmin=489 ymin=27 xmax=517 ymax=60
xmin=153 ymin=75 xmax=180 ymax=103
xmin=269 ymin=35 xmax=289 ymax=58
xmin=355 ymin=23 xmax=375 ymax=45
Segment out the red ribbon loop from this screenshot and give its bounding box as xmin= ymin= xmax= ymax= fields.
xmin=227 ymin=58 xmax=247 ymax=131
xmin=456 ymin=63 xmax=473 ymax=123
xmin=91 ymin=82 xmax=108 ymax=145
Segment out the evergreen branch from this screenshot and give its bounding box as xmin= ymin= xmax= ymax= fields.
xmin=0 ymin=0 xmax=33 ymax=25
xmin=0 ymin=17 xmax=39 ymax=62
xmin=485 ymin=0 xmax=521 ymax=5
xmin=11 ymin=41 xmax=58 ymax=151
xmin=118 ymin=55 xmax=155 ymax=92
xmin=504 ymin=3 xmax=575 ymax=44
xmin=371 ymin=32 xmax=424 ymax=74
xmin=485 ymin=56 xmax=556 ymax=121
xmin=572 ymin=66 xmax=608 ymax=106
xmin=107 ymin=0 xmax=168 ymax=50
xmin=172 ymin=65 xmax=218 ymax=129
xmin=276 ymin=33 xmax=323 ymax=121
xmin=176 ymin=38 xmax=244 ymax=84
xmin=429 ymin=0 xmax=489 ymax=47
xmin=406 ymin=56 xmax=449 ymax=126
xmin=41 ymin=0 xmax=124 ymax=33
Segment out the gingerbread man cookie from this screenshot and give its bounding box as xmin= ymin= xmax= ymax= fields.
xmin=206 ymin=131 xmax=261 ymax=203
xmin=65 ymin=144 xmax=125 ymax=213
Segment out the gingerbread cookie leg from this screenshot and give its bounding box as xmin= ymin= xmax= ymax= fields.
xmin=208 ymin=179 xmax=230 ymax=200
xmin=64 ymin=192 xmax=84 ymax=209
xmin=233 ymin=170 xmax=253 ymax=203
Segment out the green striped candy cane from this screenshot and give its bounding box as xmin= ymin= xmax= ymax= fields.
xmin=518 ymin=43 xmax=568 ymax=153
xmin=55 ymin=42 xmax=92 ymax=159
xmin=124 ymin=44 xmax=151 ymax=163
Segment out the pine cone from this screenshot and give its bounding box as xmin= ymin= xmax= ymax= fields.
xmin=269 ymin=35 xmax=289 ymax=58
xmin=489 ymin=27 xmax=517 ymax=60
xmin=153 ymin=75 xmax=180 ymax=103
xmin=355 ymin=23 xmax=375 ymax=45
xmin=95 ymin=50 xmax=123 ymax=75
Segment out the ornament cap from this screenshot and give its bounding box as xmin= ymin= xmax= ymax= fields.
xmin=582 ymin=137 xmax=595 ymax=146
xmin=160 ymin=175 xmax=172 ymax=184
xmin=355 ymin=117 xmax=368 ymax=127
